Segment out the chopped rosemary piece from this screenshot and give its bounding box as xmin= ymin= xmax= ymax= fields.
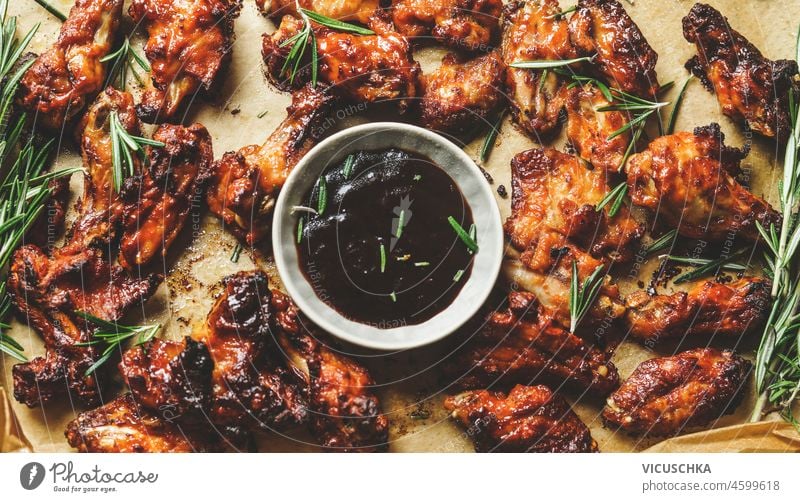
xmin=316 ymin=175 xmax=327 ymax=214
xmin=109 ymin=111 xmax=165 ymax=192
xmin=666 ymin=76 xmax=692 ymax=135
xmin=669 ymin=248 xmax=748 ymax=284
xmin=413 ymin=174 xmax=422 ymax=181
xmin=297 ymin=216 xmax=304 ymax=244
xmin=380 ymin=243 xmax=386 ymax=273
xmin=414 ymin=261 xmax=430 ymax=267
xmin=33 ymin=0 xmax=66 ymax=22
xmin=643 ymin=230 xmax=677 ymax=256
xmin=389 ymin=291 xmax=397 ymax=302
xmin=479 ymin=111 xmax=505 ymax=163
xmin=569 ymin=261 xmax=605 ymax=333
xmin=75 ymin=311 xmax=161 ymax=376
xmin=230 ymin=244 xmax=243 ymax=262
xmin=447 ymin=216 xmax=479 ymax=253
xmin=453 ymin=269 xmax=465 ymax=282
xmin=257 ymin=109 xmax=269 ymax=118
xmin=595 ymin=181 xmax=627 ymax=217
xmin=395 ymin=209 xmax=406 ymax=238
xmin=396 ymin=254 xmax=411 ymax=262
xmin=342 ymin=153 xmax=355 ymax=178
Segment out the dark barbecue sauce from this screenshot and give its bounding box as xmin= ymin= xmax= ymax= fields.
xmin=297 ymin=149 xmax=475 ymax=327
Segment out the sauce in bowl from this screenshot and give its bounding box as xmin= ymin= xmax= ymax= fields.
xmin=296 ymin=149 xmax=476 ymax=327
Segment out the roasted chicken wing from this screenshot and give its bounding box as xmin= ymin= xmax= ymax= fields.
xmin=626 ymin=124 xmax=781 ymax=242
xmin=683 ymin=3 xmax=798 ymax=142
xmin=568 ymin=0 xmax=659 ymax=98
xmin=603 ymin=348 xmax=751 ymax=436
xmin=262 ymin=15 xmax=420 ymax=108
xmin=625 ymin=277 xmax=771 ymax=343
xmin=391 ymin=0 xmax=503 ymax=52
xmin=129 ymin=0 xmax=242 ymax=123
xmin=420 ymin=51 xmax=505 ymax=135
xmin=206 ymin=84 xmax=332 ymax=245
xmin=566 ymin=83 xmax=631 ymax=173
xmin=446 ymin=291 xmax=619 ymax=396
xmin=500 ymin=0 xmax=576 ymax=138
xmin=19 ymin=0 xmax=123 ymax=130
xmin=445 ymin=385 xmax=598 ymax=452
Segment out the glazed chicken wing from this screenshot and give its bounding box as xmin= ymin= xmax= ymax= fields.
xmin=391 ymin=0 xmax=503 ymax=52
xmin=262 ymin=16 xmax=420 ymax=108
xmin=19 ymin=0 xmax=123 ymax=130
xmin=129 ymin=0 xmax=242 ymax=123
xmin=445 ymin=385 xmax=598 ymax=452
xmin=625 ymin=277 xmax=771 ymax=344
xmin=627 ymin=124 xmax=781 ymax=242
xmin=603 ymin=348 xmax=751 ymax=436
xmin=420 ymin=51 xmax=505 ymax=135
xmin=206 ymin=84 xmax=332 ymax=245
xmin=446 ymin=291 xmax=619 ymax=396
xmin=500 ymin=0 xmax=577 ymax=138
xmin=683 ymin=3 xmax=798 ymax=142
xmin=568 ymin=0 xmax=659 ymax=98
xmin=566 ymin=83 xmax=632 ymax=173
xmin=260 ymin=0 xmax=385 ymax=28
xmin=65 ymin=394 xmax=243 ymax=452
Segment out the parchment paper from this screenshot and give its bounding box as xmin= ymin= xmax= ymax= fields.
xmin=2 ymin=0 xmax=800 ymax=453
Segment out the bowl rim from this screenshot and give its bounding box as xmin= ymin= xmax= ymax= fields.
xmin=272 ymin=122 xmax=504 ymax=351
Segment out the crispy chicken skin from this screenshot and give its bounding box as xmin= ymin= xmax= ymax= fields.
xmin=625 ymin=277 xmax=771 ymax=343
xmin=65 ymin=394 xmax=241 ymax=452
xmin=274 ymin=290 xmax=389 ymax=451
xmin=683 ymin=3 xmax=798 ymax=143
xmin=420 ymin=51 xmax=506 ymax=135
xmin=118 ymin=123 xmax=214 ymax=270
xmin=500 ymin=0 xmax=576 ymax=138
xmin=391 ymin=0 xmax=503 ymax=52
xmin=507 ymin=147 xmax=643 ymax=264
xmin=9 ymin=90 xmax=162 ymax=408
xmin=206 ymin=84 xmax=332 ymax=245
xmin=627 ymin=124 xmax=781 ymax=242
xmin=445 ymin=385 xmax=598 ymax=452
xmin=446 ymin=291 xmax=619 ymax=396
xmin=19 ymin=0 xmax=123 ymax=130
xmin=568 ymin=0 xmax=659 ymax=98
xmin=603 ymin=348 xmax=751 ymax=436
xmin=261 ymin=0 xmax=385 ymax=28
xmin=129 ymin=0 xmax=242 ymax=123
xmin=262 ymin=16 xmax=420 ymax=108
xmin=566 ymin=83 xmax=631 ymax=173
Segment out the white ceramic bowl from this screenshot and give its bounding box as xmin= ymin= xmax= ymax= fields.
xmin=272 ymin=122 xmax=503 ymax=350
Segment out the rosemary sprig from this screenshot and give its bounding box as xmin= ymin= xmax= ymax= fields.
xmin=668 ymin=248 xmax=748 ymax=284
xmin=109 ymin=111 xmax=164 ymax=192
xmin=643 ymin=229 xmax=677 ymax=256
xmin=75 ymin=311 xmax=161 ymax=376
xmin=447 ymin=216 xmax=478 ymax=252
xmin=510 ymin=56 xmax=594 ymax=70
xmin=101 ymin=37 xmax=150 ymax=91
xmin=33 ymin=0 xmax=66 ymax=22
xmin=595 ymin=181 xmax=627 ymax=217
xmin=665 ymin=76 xmax=692 ymax=135
xmin=595 ymin=91 xmax=669 ymax=140
xmin=569 ymin=261 xmax=605 ymax=333
xmin=280 ymin=9 xmax=374 ymax=85
xmin=479 ymin=111 xmax=505 ymax=163
xmin=545 ymin=5 xmax=577 ymax=19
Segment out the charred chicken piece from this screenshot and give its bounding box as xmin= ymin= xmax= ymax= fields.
xmin=568 ymin=0 xmax=659 ymax=98
xmin=118 ymin=123 xmax=213 ymax=270
xmin=446 ymin=291 xmax=619 ymax=396
xmin=65 ymin=394 xmax=248 ymax=452
xmin=19 ymin=0 xmax=123 ymax=130
xmin=391 ymin=0 xmax=503 ymax=52
xmin=273 ymin=289 xmax=389 ymax=452
xmin=262 ymin=16 xmax=420 ymax=108
xmin=445 ymin=385 xmax=598 ymax=452
xmin=196 ymin=271 xmax=308 ymax=429
xmin=566 ymin=83 xmax=631 ymax=173
xmin=603 ymin=348 xmax=751 ymax=436
xmin=683 ymin=3 xmax=798 ymax=142
xmin=260 ymin=0 xmax=386 ymax=28
xmin=206 ymin=84 xmax=332 ymax=245
xmin=129 ymin=0 xmax=242 ymax=123
xmin=9 ymin=90 xmax=162 ymax=408
xmin=625 ymin=277 xmax=771 ymax=343
xmin=627 ymin=124 xmax=781 ymax=242
xmin=507 ymin=147 xmax=643 ymax=263
xmin=420 ymin=51 xmax=505 ymax=135
xmin=500 ymin=0 xmax=577 ymax=138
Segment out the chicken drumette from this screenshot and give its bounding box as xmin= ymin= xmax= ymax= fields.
xmin=627 ymin=123 xmax=780 ymax=242
xmin=568 ymin=0 xmax=660 ymax=98
xmin=391 ymin=0 xmax=503 ymax=52
xmin=445 ymin=385 xmax=598 ymax=452
xmin=19 ymin=0 xmax=123 ymax=130
xmin=129 ymin=0 xmax=242 ymax=123
xmin=500 ymin=0 xmax=576 ymax=138
xmin=206 ymin=84 xmax=332 ymax=245
xmin=603 ymin=348 xmax=751 ymax=436
xmin=625 ymin=278 xmax=771 ymax=344
xmin=683 ymin=3 xmax=798 ymax=142
xmin=420 ymin=51 xmax=505 ymax=135
xmin=446 ymin=291 xmax=619 ymax=396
